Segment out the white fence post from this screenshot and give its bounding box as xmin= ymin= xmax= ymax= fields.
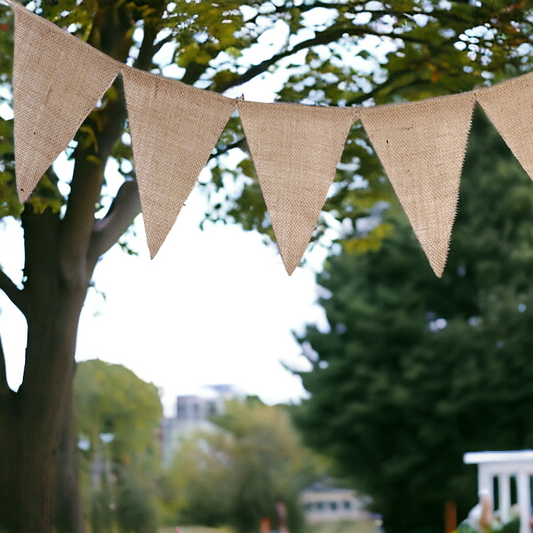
xmin=499 ymin=473 xmax=511 ymax=524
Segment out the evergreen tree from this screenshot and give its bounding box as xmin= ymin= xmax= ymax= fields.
xmin=294 ymin=110 xmax=533 ymax=533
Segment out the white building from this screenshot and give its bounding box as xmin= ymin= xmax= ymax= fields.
xmin=160 ymin=384 xmax=243 ymax=467
xmin=301 ymin=483 xmax=374 ymax=524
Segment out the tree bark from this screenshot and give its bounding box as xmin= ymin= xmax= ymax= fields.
xmin=53 ymin=365 xmax=87 ymax=533
xmin=0 ymin=371 xmax=19 ymax=533
xmin=0 ymin=278 xmax=89 ymax=532
xmin=0 ymin=203 xmax=86 ymax=532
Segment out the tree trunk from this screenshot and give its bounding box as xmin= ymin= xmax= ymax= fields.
xmin=0 ymin=207 xmax=92 ymax=532
xmin=0 ymin=390 xmax=20 ymax=533
xmin=0 ymin=85 xmax=135 ymax=533
xmin=0 ymin=290 xmax=88 ymax=532
xmin=0 ymin=183 xmax=140 ymax=532
xmin=53 ymin=367 xmax=87 ymax=533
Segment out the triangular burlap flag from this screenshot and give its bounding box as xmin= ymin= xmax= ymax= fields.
xmin=11 ymin=1 xmax=119 ymax=203
xmin=476 ymin=73 xmax=533 ymax=180
xmin=237 ymin=101 xmax=358 ymax=274
xmin=360 ymin=93 xmax=475 ymax=277
xmin=122 ymin=68 xmax=235 ymax=258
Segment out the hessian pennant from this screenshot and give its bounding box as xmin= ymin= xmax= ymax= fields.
xmin=475 ymin=73 xmax=533 ymax=181
xmin=11 ymin=1 xmax=119 ymax=203
xmin=360 ymin=93 xmax=475 ymax=277
xmin=122 ymin=68 xmax=235 ymax=258
xmin=237 ymin=100 xmax=358 ymax=275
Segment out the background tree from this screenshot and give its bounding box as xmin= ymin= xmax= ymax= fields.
xmin=293 ymin=110 xmax=533 ymax=533
xmin=75 ymin=359 xmax=162 ymax=533
xmin=162 ymin=398 xmax=327 ymax=533
xmin=0 ymin=1 xmax=531 ymax=532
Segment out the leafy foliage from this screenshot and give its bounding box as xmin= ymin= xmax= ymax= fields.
xmin=0 ymin=1 xmax=532 ymax=248
xmin=293 ymin=110 xmax=533 ymax=533
xmin=162 ymin=399 xmax=327 ymax=533
xmin=75 ymin=360 xmax=162 ymax=533
xmin=75 ymin=359 xmax=162 ymax=457
xmin=199 ymin=0 xmax=533 ymax=245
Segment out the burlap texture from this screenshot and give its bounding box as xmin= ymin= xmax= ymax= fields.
xmin=238 ymin=101 xmax=358 ymax=274
xmin=476 ymin=73 xmax=533 ymax=181
xmin=361 ymin=93 xmax=475 ymax=277
xmin=122 ymin=67 xmax=235 ymax=258
xmin=11 ymin=1 xmax=119 ymax=203
xmin=13 ymin=0 xmax=528 ymax=276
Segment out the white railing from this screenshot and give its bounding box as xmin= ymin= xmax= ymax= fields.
xmin=464 ymin=450 xmax=533 ymax=533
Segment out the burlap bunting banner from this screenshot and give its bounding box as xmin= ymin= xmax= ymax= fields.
xmin=360 ymin=93 xmax=475 ymax=277
xmin=238 ymin=101 xmax=358 ymax=274
xmin=10 ymin=0 xmax=120 ymax=203
xmin=122 ymin=68 xmax=235 ymax=258
xmin=8 ymin=0 xmax=533 ymax=275
xmin=475 ymin=73 xmax=533 ymax=181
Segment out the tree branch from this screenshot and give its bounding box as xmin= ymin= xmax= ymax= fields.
xmin=134 ymin=0 xmax=167 ymax=71
xmin=345 ymin=65 xmax=460 ymax=106
xmin=60 ymin=1 xmax=134 ymax=282
xmin=210 ymin=25 xmax=378 ymax=92
xmin=60 ymin=83 xmax=128 ymax=279
xmin=244 ymin=1 xmax=341 ymax=27
xmin=152 ymin=34 xmax=174 ymax=57
xmin=212 ymin=23 xmax=441 ymax=93
xmin=0 ymin=267 xmax=26 ymax=316
xmin=87 ymin=179 xmax=141 ymax=261
xmin=208 ymin=138 xmax=247 ymax=162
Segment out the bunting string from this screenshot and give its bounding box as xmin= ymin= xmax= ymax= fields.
xmin=5 ymin=0 xmax=533 ymax=276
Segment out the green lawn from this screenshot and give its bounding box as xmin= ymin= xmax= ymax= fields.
xmin=159 ymin=520 xmax=380 ymax=533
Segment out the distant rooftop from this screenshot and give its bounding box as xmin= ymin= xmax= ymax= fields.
xmin=303 ymin=482 xmax=353 ymax=493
